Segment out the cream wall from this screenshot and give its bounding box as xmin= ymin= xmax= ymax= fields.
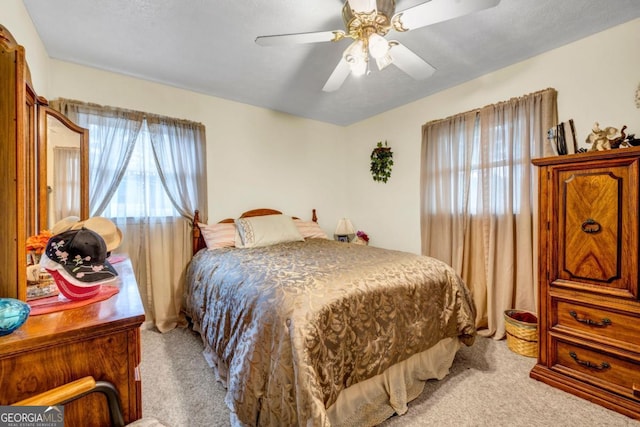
xmin=5 ymin=0 xmax=50 ymax=94
xmin=345 ymin=18 xmax=640 ymax=254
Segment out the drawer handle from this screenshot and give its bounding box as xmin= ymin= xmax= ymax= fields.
xmin=569 ymin=351 xmax=610 ymax=371
xmin=634 ymin=384 xmax=640 ymax=398
xmin=581 ymin=218 xmax=601 ymax=233
xmin=569 ymin=310 xmax=612 ymax=327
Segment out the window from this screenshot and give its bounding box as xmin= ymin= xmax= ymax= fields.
xmin=426 ymin=118 xmax=529 ymax=216
xmin=50 ymin=98 xmax=207 ymax=332
xmin=421 ymin=88 xmax=556 ymax=339
xmin=97 ymin=122 xmax=178 ymax=219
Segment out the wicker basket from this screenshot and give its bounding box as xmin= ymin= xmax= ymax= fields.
xmin=504 ymin=309 xmax=538 ymax=358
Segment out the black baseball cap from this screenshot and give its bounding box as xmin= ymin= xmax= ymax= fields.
xmin=44 ymin=228 xmax=118 ymax=283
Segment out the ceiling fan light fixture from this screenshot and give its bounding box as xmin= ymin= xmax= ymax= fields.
xmin=348 ymin=0 xmax=378 ymax=14
xmin=343 ymin=39 xmax=364 ymax=59
xmin=343 ymin=39 xmax=368 ymax=76
xmin=351 ymin=60 xmax=368 ymax=77
xmin=368 ymin=33 xmax=390 ymax=59
xmin=375 ymin=53 xmax=393 ymax=70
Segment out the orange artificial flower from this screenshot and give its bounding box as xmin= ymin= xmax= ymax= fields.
xmin=26 ymin=230 xmax=53 ymax=255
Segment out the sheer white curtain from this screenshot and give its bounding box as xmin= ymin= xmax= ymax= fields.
xmin=101 ymin=124 xmax=195 ymax=332
xmin=147 ymin=116 xmax=207 ymax=219
xmin=421 ymin=88 xmax=557 ymax=338
xmin=51 ymin=99 xmax=208 ymax=332
xmin=50 ymin=99 xmax=144 ymax=216
xmin=52 ymin=146 xmax=81 ymax=219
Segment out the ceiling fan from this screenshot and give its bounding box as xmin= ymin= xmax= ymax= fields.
xmin=255 ymin=0 xmax=500 ymax=92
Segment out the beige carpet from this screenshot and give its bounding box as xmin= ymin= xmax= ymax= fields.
xmin=140 ymin=327 xmax=638 ymax=426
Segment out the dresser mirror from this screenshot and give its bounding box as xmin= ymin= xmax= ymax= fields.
xmin=38 ymin=105 xmax=89 ymax=230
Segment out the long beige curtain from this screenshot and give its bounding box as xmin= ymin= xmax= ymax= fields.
xmin=51 ymin=99 xmax=208 ymax=332
xmin=421 ymin=88 xmax=557 ymax=338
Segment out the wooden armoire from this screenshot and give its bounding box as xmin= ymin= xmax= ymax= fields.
xmin=0 ymin=24 xmax=38 ymax=301
xmin=531 ymin=148 xmax=640 ymax=420
xmin=0 ymin=24 xmax=89 ymax=301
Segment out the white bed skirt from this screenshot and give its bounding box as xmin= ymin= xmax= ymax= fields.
xmin=327 ymin=337 xmax=461 ymax=427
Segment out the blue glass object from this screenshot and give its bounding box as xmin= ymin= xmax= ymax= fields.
xmin=0 ymin=298 xmax=31 ymax=336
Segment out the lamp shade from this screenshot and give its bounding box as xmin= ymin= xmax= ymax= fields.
xmin=375 ymin=53 xmax=393 ymax=71
xmin=334 ymin=218 xmax=356 ymax=242
xmin=343 ymin=40 xmax=367 ymax=77
xmin=369 ymin=33 xmax=390 ymax=59
xmin=348 ymin=0 xmax=377 ymax=13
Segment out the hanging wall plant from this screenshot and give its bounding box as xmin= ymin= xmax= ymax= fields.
xmin=370 ymin=141 xmax=393 ymax=183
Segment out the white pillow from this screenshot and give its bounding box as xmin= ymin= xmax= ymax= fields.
xmin=235 ymin=215 xmax=304 ymax=248
xmin=293 ymin=219 xmax=329 ymax=239
xmin=199 ymin=222 xmax=237 ymax=249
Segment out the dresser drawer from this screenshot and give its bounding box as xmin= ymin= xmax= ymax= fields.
xmin=553 ymin=298 xmax=640 ymax=353
xmin=552 ymin=338 xmax=640 ymax=402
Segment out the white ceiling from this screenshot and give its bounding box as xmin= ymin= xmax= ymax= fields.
xmin=23 ymin=0 xmax=640 ymax=126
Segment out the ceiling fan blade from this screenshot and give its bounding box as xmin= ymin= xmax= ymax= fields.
xmin=322 ymin=57 xmax=351 ymax=92
xmin=255 ymin=30 xmax=344 ymax=46
xmin=388 ymin=42 xmax=435 ymax=80
xmin=393 ymin=0 xmax=500 ymax=32
xmin=348 ymin=0 xmax=377 ymax=13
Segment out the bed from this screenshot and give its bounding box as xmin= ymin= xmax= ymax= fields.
xmin=184 ymin=208 xmax=476 ymax=426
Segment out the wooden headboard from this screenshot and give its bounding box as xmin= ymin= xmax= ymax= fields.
xmin=192 ymin=208 xmax=318 ymax=255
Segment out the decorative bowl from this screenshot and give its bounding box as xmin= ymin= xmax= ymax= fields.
xmin=0 ymin=298 xmax=31 ymax=336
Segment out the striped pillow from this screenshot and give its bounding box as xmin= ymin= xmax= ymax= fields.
xmin=293 ymin=219 xmax=328 ymax=239
xmin=199 ymin=222 xmax=237 ymax=249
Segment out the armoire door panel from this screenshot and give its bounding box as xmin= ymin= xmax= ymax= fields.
xmin=555 ymin=161 xmax=638 ymax=297
xmin=560 ymin=170 xmax=621 ymax=283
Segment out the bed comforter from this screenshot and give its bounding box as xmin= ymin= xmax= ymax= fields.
xmin=184 ymin=238 xmax=476 ymax=426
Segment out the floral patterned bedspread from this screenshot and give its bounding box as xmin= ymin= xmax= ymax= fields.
xmin=184 ymin=238 xmax=476 ymax=426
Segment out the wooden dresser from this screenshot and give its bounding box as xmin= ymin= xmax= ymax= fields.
xmin=0 ymin=258 xmax=145 ymax=426
xmin=531 ymin=148 xmax=640 ymax=420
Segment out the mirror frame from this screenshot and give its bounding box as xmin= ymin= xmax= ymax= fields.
xmin=37 ymin=104 xmax=90 ymax=230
